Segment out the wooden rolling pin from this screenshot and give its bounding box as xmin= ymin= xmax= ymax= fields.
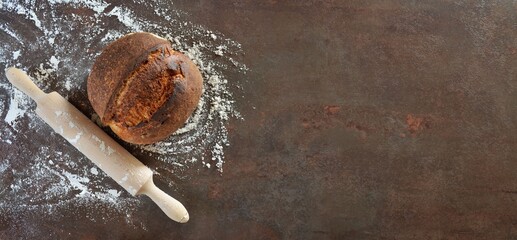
xmin=5 ymin=67 xmax=189 ymax=223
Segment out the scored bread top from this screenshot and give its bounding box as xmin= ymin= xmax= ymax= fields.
xmin=87 ymin=32 xmax=203 ymax=144
xmin=87 ymin=32 xmax=170 ymax=122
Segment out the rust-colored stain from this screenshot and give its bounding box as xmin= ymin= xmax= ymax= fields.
xmin=406 ymin=114 xmax=430 ymax=134
xmin=324 ymin=105 xmax=340 ymax=115
xmin=345 ymin=121 xmax=368 ymax=132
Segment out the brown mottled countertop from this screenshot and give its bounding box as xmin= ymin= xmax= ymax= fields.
xmin=3 ymin=0 xmax=517 ymax=239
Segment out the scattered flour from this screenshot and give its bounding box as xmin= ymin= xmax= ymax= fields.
xmin=4 ymin=89 xmax=25 ymax=127
xmin=0 ymin=0 xmax=246 ymax=237
xmin=12 ymin=50 xmax=20 ymax=60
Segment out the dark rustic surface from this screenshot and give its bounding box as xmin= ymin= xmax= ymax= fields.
xmin=4 ymin=0 xmax=517 ymax=239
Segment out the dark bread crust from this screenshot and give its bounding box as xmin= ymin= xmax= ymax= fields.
xmin=87 ymin=32 xmax=203 ymax=144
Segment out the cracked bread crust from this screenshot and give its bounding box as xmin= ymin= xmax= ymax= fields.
xmin=87 ymin=32 xmax=203 ymax=144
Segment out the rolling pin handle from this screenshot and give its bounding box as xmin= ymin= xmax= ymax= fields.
xmin=138 ymin=177 xmax=190 ymax=223
xmin=5 ymin=67 xmax=46 ymax=102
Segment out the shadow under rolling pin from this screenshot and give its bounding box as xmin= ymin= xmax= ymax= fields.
xmin=5 ymin=67 xmax=189 ymax=223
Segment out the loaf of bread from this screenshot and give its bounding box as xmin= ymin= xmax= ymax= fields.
xmin=87 ymin=32 xmax=203 ymax=144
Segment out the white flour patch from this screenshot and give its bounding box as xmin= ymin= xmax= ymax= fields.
xmin=90 ymin=167 xmax=99 ymax=175
xmin=4 ymin=87 xmax=30 ymax=130
xmin=0 ymin=0 xmax=246 ymax=238
xmin=12 ymin=50 xmax=20 ymax=60
xmin=4 ymin=90 xmax=24 ymax=126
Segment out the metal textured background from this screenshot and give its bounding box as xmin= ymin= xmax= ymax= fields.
xmin=4 ymin=0 xmax=517 ymax=239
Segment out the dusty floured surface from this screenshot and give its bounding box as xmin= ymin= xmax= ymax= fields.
xmin=0 ymin=0 xmax=246 ymax=238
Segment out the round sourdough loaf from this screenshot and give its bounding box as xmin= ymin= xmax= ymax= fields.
xmin=87 ymin=32 xmax=203 ymax=144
